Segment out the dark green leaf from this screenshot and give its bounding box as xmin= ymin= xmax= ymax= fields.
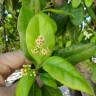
xmin=54 ymin=43 xmax=93 ymax=57
xmin=40 ymin=73 xmax=57 ymax=88
xmin=29 ymin=81 xmax=42 ymax=96
xmin=26 ymin=12 xmax=57 ymax=64
xmin=40 ymin=0 xmax=46 ymax=9
xmin=66 ymin=45 xmax=96 ymax=64
xmin=60 ymin=4 xmax=84 ymax=25
xmin=70 ymin=6 xmax=84 ymax=26
xmin=43 ymin=56 xmax=94 ymax=95
xmin=87 ymin=7 xmax=96 ymax=21
xmin=16 ymin=70 xmax=35 ymax=96
xmin=52 ymin=14 xmax=68 ymax=35
xmin=42 ymin=85 xmax=63 ymax=96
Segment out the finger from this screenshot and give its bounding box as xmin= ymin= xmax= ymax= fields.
xmin=0 ymin=51 xmax=32 ymax=70
xmin=0 ymin=75 xmax=5 ymax=86
xmin=0 ymin=63 xmax=11 ymax=78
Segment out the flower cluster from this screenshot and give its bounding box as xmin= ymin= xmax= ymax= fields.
xmin=35 ymin=36 xmax=45 ymax=48
xmin=21 ymin=64 xmax=33 ymax=77
xmin=31 ymin=35 xmax=50 ymax=56
xmin=41 ymin=48 xmax=50 ymax=55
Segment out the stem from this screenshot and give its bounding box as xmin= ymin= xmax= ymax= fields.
xmin=42 ymin=9 xmax=74 ymax=18
xmin=36 ymin=73 xmax=43 ymax=88
xmin=35 ymin=0 xmax=40 ymax=14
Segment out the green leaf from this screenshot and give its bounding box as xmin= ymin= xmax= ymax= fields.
xmin=54 ymin=43 xmax=96 ymax=64
xmin=84 ymin=0 xmax=94 ymax=7
xmin=18 ymin=0 xmax=46 ymax=60
xmin=43 ymin=9 xmax=74 ymax=17
xmin=60 ymin=4 xmax=84 ymax=25
xmin=66 ymin=45 xmax=96 ymax=64
xmin=61 ymin=4 xmax=71 ymax=13
xmin=43 ymin=56 xmax=94 ymax=95
xmin=16 ymin=70 xmax=35 ymax=96
xmin=72 ymin=0 xmax=81 ymax=8
xmin=87 ymin=7 xmax=96 ymax=21
xmin=17 ymin=0 xmax=35 ymax=59
xmin=40 ymin=0 xmax=46 ymax=9
xmin=52 ymin=14 xmax=68 ymax=35
xmin=26 ymin=12 xmax=57 ymax=64
xmin=42 ymin=86 xmax=63 ymax=96
xmin=55 ymin=43 xmax=93 ymax=58
xmin=70 ymin=6 xmax=84 ymax=26
xmin=40 ymin=73 xmax=57 ymax=88
xmin=91 ymin=35 xmax=96 ymax=43
xmin=29 ymin=81 xmax=42 ymax=96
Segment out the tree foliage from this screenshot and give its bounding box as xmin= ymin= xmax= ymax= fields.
xmin=2 ymin=0 xmax=96 ymax=96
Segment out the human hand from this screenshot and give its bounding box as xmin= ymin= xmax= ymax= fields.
xmin=0 ymin=51 xmax=31 ymax=86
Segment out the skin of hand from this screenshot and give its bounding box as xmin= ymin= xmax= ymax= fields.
xmin=0 ymin=51 xmax=31 ymax=96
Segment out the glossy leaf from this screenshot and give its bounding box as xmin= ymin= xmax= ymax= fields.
xmin=16 ymin=70 xmax=35 ymax=96
xmin=43 ymin=56 xmax=94 ymax=95
xmin=72 ymin=0 xmax=81 ymax=8
xmin=18 ymin=0 xmax=46 ymax=60
xmin=29 ymin=81 xmax=42 ymax=96
xmin=84 ymin=0 xmax=94 ymax=7
xmin=26 ymin=12 xmax=57 ymax=64
xmin=42 ymin=85 xmax=63 ymax=96
xmin=40 ymin=73 xmax=57 ymax=88
xmin=17 ymin=0 xmax=35 ymax=59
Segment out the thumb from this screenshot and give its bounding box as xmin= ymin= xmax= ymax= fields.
xmin=0 ymin=51 xmax=31 ymax=70
xmin=0 ymin=51 xmax=32 ymax=80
